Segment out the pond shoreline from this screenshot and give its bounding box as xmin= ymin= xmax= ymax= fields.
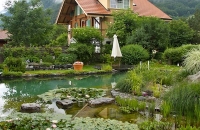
xmin=0 ymin=70 xmax=118 ymax=79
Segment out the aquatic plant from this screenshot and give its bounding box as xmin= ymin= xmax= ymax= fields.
xmin=116 ymin=70 xmax=142 ymax=95
xmin=0 ymin=113 xmax=139 ymax=130
xmin=163 ymin=82 xmax=200 ymax=126
xmin=138 ymin=121 xmax=172 ymax=130
xmin=115 ymin=96 xmax=146 ymax=114
xmin=37 ymin=88 xmax=106 ymax=103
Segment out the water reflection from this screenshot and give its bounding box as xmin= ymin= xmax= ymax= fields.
xmin=0 ymin=73 xmax=126 ymax=117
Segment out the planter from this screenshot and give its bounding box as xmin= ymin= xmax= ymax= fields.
xmin=73 ymin=61 xmax=84 ymax=71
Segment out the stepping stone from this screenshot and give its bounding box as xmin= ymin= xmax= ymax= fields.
xmin=21 ymin=103 xmax=41 ymax=113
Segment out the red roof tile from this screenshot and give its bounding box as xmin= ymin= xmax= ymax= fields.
xmin=75 ymin=0 xmax=110 ymax=15
xmin=56 ymin=0 xmax=171 ymax=24
xmin=133 ymin=0 xmax=172 ymax=20
xmin=0 ymin=30 xmax=9 ymax=40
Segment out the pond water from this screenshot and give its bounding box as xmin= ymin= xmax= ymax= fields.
xmin=0 ymin=72 xmax=126 ymax=118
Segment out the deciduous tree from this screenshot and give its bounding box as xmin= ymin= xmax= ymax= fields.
xmin=0 ymin=0 xmax=53 ymax=46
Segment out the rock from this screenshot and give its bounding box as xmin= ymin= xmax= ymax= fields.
xmin=111 ymin=90 xmax=132 ymax=98
xmin=21 ymin=103 xmax=41 ymax=113
xmin=88 ymin=97 xmax=115 ymax=107
xmin=56 ymin=99 xmax=73 ymax=109
xmin=187 ymin=71 xmax=200 ymax=82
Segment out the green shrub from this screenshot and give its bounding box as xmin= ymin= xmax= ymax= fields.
xmin=116 ymin=70 xmax=142 ymax=95
xmin=50 ymin=33 xmax=67 ymax=46
xmin=56 ymin=53 xmax=77 ymax=64
xmin=102 ymin=64 xmax=112 ymax=71
xmin=67 ymin=43 xmax=93 ymax=64
xmin=26 ymin=56 xmax=40 ymax=63
xmin=2 ymin=71 xmax=23 ymax=77
xmin=72 ymin=27 xmax=103 ymax=43
xmin=121 ymin=44 xmax=149 ymax=65
xmin=163 ymin=44 xmax=197 ymax=65
xmin=183 ymin=47 xmax=200 ymax=74
xmin=3 ymin=57 xmax=25 ymax=73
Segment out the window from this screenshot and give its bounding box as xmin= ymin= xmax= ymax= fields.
xmin=93 ymin=17 xmax=100 ymax=29
xmin=75 ymin=5 xmax=83 ymax=16
xmin=110 ymin=0 xmax=130 ymax=9
xmin=86 ymin=20 xmax=91 ymax=27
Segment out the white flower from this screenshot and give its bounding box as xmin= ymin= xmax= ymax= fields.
xmin=51 ymin=120 xmax=58 ymax=124
xmin=46 ymin=128 xmax=51 ymax=130
xmin=85 ymin=95 xmax=90 ymax=98
xmin=152 ymin=50 xmax=157 ymax=54
xmin=52 ymin=124 xmax=57 ymax=128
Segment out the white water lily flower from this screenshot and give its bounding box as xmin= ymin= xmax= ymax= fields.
xmin=52 ymin=124 xmax=57 ymax=128
xmin=52 ymin=120 xmax=58 ymax=123
xmin=46 ymin=128 xmax=51 ymax=130
xmin=85 ymin=95 xmax=90 ymax=98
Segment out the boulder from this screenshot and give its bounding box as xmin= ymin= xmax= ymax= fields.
xmin=56 ymin=99 xmax=73 ymax=109
xmin=21 ymin=103 xmax=41 ymax=113
xmin=187 ymin=71 xmax=200 ymax=82
xmin=88 ymin=97 xmax=115 ymax=107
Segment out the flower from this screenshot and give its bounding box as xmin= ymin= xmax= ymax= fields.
xmin=152 ymin=50 xmax=157 ymax=54
xmin=52 ymin=124 xmax=57 ymax=128
xmin=51 ymin=120 xmax=58 ymax=124
xmin=46 ymin=128 xmax=51 ymax=130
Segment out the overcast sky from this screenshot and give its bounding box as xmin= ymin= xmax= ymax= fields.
xmin=0 ymin=0 xmax=14 ymax=13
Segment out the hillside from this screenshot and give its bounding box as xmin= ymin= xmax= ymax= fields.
xmin=149 ymin=0 xmax=200 ymax=19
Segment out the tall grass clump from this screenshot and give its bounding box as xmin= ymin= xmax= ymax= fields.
xmin=163 ymin=82 xmax=200 ymax=126
xmin=183 ymin=47 xmax=200 ymax=74
xmin=116 ymin=70 xmax=142 ymax=95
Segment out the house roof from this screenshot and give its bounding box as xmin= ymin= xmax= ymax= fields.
xmin=133 ymin=0 xmax=172 ymax=20
xmin=56 ymin=0 xmax=172 ymax=24
xmin=75 ymin=0 xmax=110 ymax=16
xmin=0 ymin=30 xmax=9 ymax=40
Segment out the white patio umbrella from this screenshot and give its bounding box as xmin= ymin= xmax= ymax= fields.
xmin=111 ymin=34 xmax=122 ymax=59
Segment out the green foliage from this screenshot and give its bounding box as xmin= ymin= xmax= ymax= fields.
xmin=106 ymin=9 xmax=139 ymax=46
xmin=0 ymin=112 xmax=139 ymax=130
xmin=161 ymin=101 xmax=171 ymax=118
xmin=149 ymin=0 xmax=200 ymax=18
xmin=3 ymin=57 xmax=25 ymax=72
xmin=101 ymin=64 xmax=112 ymax=71
xmin=56 ymin=53 xmax=77 ymax=64
xmin=2 ymin=71 xmax=23 ymax=77
xmin=116 ymin=70 xmax=142 ymax=95
xmin=115 ymin=96 xmax=146 ymax=114
xmin=163 ymin=82 xmax=200 ymax=125
xmin=67 ymin=43 xmax=94 ymax=64
xmin=129 ymin=16 xmax=169 ymax=52
xmin=50 ymin=33 xmax=67 ymax=46
xmin=121 ymin=44 xmax=149 ymax=65
xmin=72 ymin=27 xmax=103 ymax=43
xmin=169 ymin=19 xmax=194 ymax=47
xmin=187 ymin=9 xmax=200 ymax=44
xmin=183 ymin=47 xmax=200 ymax=74
xmin=139 ymin=121 xmax=172 ymax=130
xmin=0 ymin=0 xmax=53 ymax=46
xmin=163 ymin=44 xmax=197 ymax=65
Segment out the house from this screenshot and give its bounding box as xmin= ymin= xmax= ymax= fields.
xmin=56 ymin=0 xmax=172 ymax=44
xmin=0 ymin=30 xmax=9 ymax=47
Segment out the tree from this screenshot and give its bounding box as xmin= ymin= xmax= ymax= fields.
xmin=128 ymin=16 xmax=170 ymax=52
xmin=187 ymin=9 xmax=200 ymax=44
xmin=106 ymin=9 xmax=138 ymax=46
xmin=0 ymin=0 xmax=53 ymax=46
xmin=169 ymin=19 xmax=194 ymax=47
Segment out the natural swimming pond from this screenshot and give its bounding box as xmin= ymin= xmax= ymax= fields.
xmin=0 ymin=72 xmax=126 ymax=118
